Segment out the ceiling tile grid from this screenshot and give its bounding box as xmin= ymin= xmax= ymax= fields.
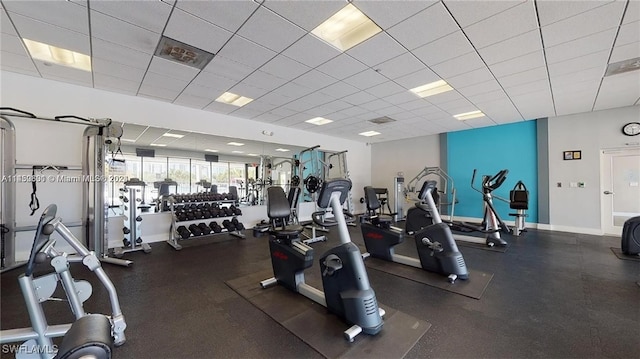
xmin=1 ymin=0 xmax=638 ymax=144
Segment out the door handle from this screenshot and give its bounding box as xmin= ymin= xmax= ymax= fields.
xmin=603 ymin=191 xmax=614 ymax=195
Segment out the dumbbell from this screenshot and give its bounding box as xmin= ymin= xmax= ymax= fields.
xmin=198 ymin=223 xmax=212 ymax=235
xmin=231 ymin=217 xmax=245 ymax=231
xmin=135 ymin=237 xmax=143 ymax=244
xmin=123 ymin=238 xmax=131 ymax=247
xmin=202 ymin=210 xmax=212 ymax=219
xmin=186 ymin=212 xmax=196 ymax=221
xmin=209 ymin=221 xmax=222 ymax=233
xmin=123 ymin=227 xmax=130 ymax=234
xmin=222 ymin=219 xmax=236 ymax=232
xmin=189 ymin=224 xmax=203 ymax=236
xmin=176 ymin=225 xmax=191 ymax=239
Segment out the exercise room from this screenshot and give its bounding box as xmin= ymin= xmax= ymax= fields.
xmin=1 ymin=1 xmax=639 ymax=358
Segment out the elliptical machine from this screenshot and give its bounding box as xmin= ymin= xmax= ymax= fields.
xmin=361 ymin=182 xmax=468 ymax=283
xmin=0 ymin=204 xmax=127 ymax=359
xmin=260 ymin=179 xmax=384 ymax=342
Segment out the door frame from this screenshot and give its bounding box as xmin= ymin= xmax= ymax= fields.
xmin=600 ymin=146 xmax=640 ymax=235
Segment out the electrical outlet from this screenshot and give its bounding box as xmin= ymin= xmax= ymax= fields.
xmin=557 ymin=182 xmax=562 ymax=187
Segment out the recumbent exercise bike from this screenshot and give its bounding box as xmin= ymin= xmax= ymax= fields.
xmin=361 ymin=181 xmax=469 ymax=283
xmin=260 ymin=179 xmax=384 ymax=342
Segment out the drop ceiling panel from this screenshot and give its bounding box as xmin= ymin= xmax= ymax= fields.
xmin=1 ymin=32 xmax=25 ymax=54
xmin=383 ymin=91 xmax=421 ymax=105
xmin=3 ymin=0 xmax=88 ymax=34
xmin=466 ymin=89 xmax=508 ymax=104
xmin=547 ymin=50 xmax=610 ymax=77
xmin=545 ymin=29 xmax=616 ymax=65
xmin=610 ymin=42 xmax=640 ymax=63
xmin=385 ymin=2 xmax=457 ymax=50
xmin=93 ymin=73 xmax=140 ymax=95
xmin=203 ymin=101 xmax=237 ymax=115
xmin=540 ymin=1 xmax=625 ymax=48
xmin=319 ymin=82 xmax=360 ymax=99
xmin=430 ymin=52 xmax=486 ymax=78
xmin=405 ymin=100 xmax=439 ymax=113
xmin=92 ymin=58 xmax=146 ymax=83
xmin=121 ymin=123 xmax=149 ymax=141
xmin=273 ymin=81 xmax=314 ymax=99
xmin=503 ymin=78 xmax=550 ymax=97
xmin=236 ymin=6 xmax=305 ymax=53
xmin=477 ymin=29 xmax=542 ymax=65
xmin=343 ymin=69 xmax=388 ymax=90
xmin=9 ymin=12 xmax=89 ymax=54
xmin=228 ymin=81 xmax=270 ymax=99
xmin=594 ymin=71 xmax=640 ymax=110
xmin=229 ymin=106 xmax=262 ymax=119
xmin=364 ymin=81 xmax=406 ymax=98
xmin=355 ymin=0 xmax=436 ymax=30
xmin=463 ymin=1 xmax=538 ymax=48
xmin=1 ymin=10 xmax=16 ymax=34
xmin=536 ymin=0 xmax=614 ymax=27
xmin=141 ymin=71 xmax=190 ymax=92
xmin=375 ymin=53 xmax=427 ymax=80
xmin=412 ymin=31 xmax=473 ymax=66
xmin=164 ymin=8 xmax=233 ymax=54
xmin=496 ymin=66 xmax=548 ymax=89
xmin=554 ymin=87 xmax=599 ymax=116
xmin=282 ymin=34 xmax=340 ymax=68
xmin=550 ymin=67 xmax=604 ymax=89
xmin=438 ymin=98 xmax=476 ymax=113
xmin=281 ymin=98 xmax=314 ymax=112
xmin=461 ymin=116 xmax=497 ymax=128
xmin=237 ymin=99 xmax=277 ymax=113
xmin=190 ymin=71 xmax=238 ymax=93
xmin=489 ymin=50 xmax=545 ymax=77
xmin=89 ymin=0 xmax=171 ymax=33
xmin=258 ymin=91 xmax=296 ymax=107
xmin=292 ymin=70 xmax=337 ymax=91
xmin=394 ymin=68 xmax=441 ymax=89
xmin=174 ymin=0 xmax=259 ymax=33
xmin=90 ymin=10 xmax=160 ymax=54
xmin=273 ymin=113 xmax=314 ymax=127
xmin=147 ymin=56 xmax=201 ymax=81
xmin=615 ymin=20 xmax=640 ymax=46
xmin=173 ymin=93 xmax=212 ymax=109
xmin=475 ymin=98 xmax=523 ymax=122
xmin=263 ymin=0 xmax=346 ymax=31
xmin=260 ymin=55 xmax=311 ymax=82
xmin=443 ymin=0 xmax=525 ymax=29
xmin=623 ymin=0 xmax=639 ymax=23
xmin=346 ymin=32 xmax=406 ymax=67
xmin=35 ymin=60 xmax=92 ymax=85
xmin=91 ymin=38 xmax=152 ymax=70
xmin=243 ymin=70 xmax=288 ymax=92
xmin=342 ymin=91 xmax=378 ymax=106
xmin=510 ymin=88 xmax=555 ymax=119
xmin=445 ymin=67 xmax=495 ymax=89
xmin=0 ymin=50 xmax=38 ymax=74
xmin=295 ymin=92 xmax=335 ymax=108
xmin=203 ymin=56 xmax=254 ymax=81
xmin=424 ymin=90 xmax=467 ymax=105
xmin=333 ymin=105 xmax=369 ymax=117
xmin=359 ymin=100 xmax=393 ymax=112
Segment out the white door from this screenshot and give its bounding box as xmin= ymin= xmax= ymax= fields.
xmin=601 ymin=148 xmax=640 ymax=235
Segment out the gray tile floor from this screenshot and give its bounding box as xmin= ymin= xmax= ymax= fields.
xmin=1 ymin=225 xmax=639 ymax=359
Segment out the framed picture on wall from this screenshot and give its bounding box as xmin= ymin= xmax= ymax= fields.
xmin=563 ymin=150 xmax=581 ymax=160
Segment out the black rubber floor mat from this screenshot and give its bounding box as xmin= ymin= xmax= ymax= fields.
xmin=364 ymin=257 xmax=493 ymax=300
xmin=610 ymin=247 xmax=640 ymax=262
xmin=226 ymin=269 xmax=431 ymax=359
xmin=455 ymin=235 xmax=509 ymax=253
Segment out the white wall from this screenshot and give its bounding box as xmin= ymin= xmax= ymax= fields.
xmin=546 ymin=105 xmax=640 ymax=233
xmin=369 ymin=134 xmax=440 ymax=215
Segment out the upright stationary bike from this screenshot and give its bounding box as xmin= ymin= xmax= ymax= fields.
xmin=261 ymin=179 xmax=384 ymax=342
xmin=361 ymin=182 xmax=469 ymax=283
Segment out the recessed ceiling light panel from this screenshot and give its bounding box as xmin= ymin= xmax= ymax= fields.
xmin=154 ymin=36 xmax=214 ymax=70
xmin=359 ymin=131 xmax=381 ymax=137
xmin=306 ymin=117 xmax=333 ymax=125
xmin=227 ymin=142 xmax=245 ymax=146
xmin=453 ymin=110 xmax=485 ymax=120
xmin=162 ymin=133 xmax=184 ymax=138
xmin=311 ymin=3 xmax=382 ymax=51
xmin=275 ymin=148 xmax=290 ymax=152
xmin=410 ymin=80 xmax=454 ymax=98
xmin=23 ymin=38 xmax=92 ymax=72
xmin=150 ymin=143 xmax=167 ymax=147
xmin=215 ymin=92 xmax=254 ymax=107
xmin=204 ymin=149 xmax=219 ymax=152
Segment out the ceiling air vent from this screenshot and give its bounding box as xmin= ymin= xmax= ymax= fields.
xmin=368 ymin=116 xmax=396 ymax=125
xmin=605 ymin=57 xmax=640 ymax=77
xmin=154 ymin=36 xmax=214 ymax=70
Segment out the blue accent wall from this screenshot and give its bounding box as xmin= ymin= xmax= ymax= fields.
xmin=447 ymin=121 xmax=538 ymax=223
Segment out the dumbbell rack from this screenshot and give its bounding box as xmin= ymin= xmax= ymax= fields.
xmin=115 ymin=180 xmax=152 ymax=257
xmin=166 ymin=194 xmax=246 ymax=251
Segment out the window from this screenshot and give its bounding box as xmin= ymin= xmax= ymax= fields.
xmin=211 ymin=162 xmax=229 ymax=194
xmin=168 ymin=157 xmax=191 ymax=194
xmin=192 ymin=160 xmax=211 ymax=192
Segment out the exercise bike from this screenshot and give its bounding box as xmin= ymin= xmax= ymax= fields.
xmin=0 ymin=204 xmax=127 ymax=359
xmin=406 ymin=169 xmax=511 ymax=247
xmin=361 ymin=182 xmax=468 ymax=283
xmin=260 ymin=179 xmax=384 ymax=342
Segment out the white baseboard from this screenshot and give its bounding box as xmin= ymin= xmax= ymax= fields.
xmin=447 ymin=216 xmax=604 ymax=236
